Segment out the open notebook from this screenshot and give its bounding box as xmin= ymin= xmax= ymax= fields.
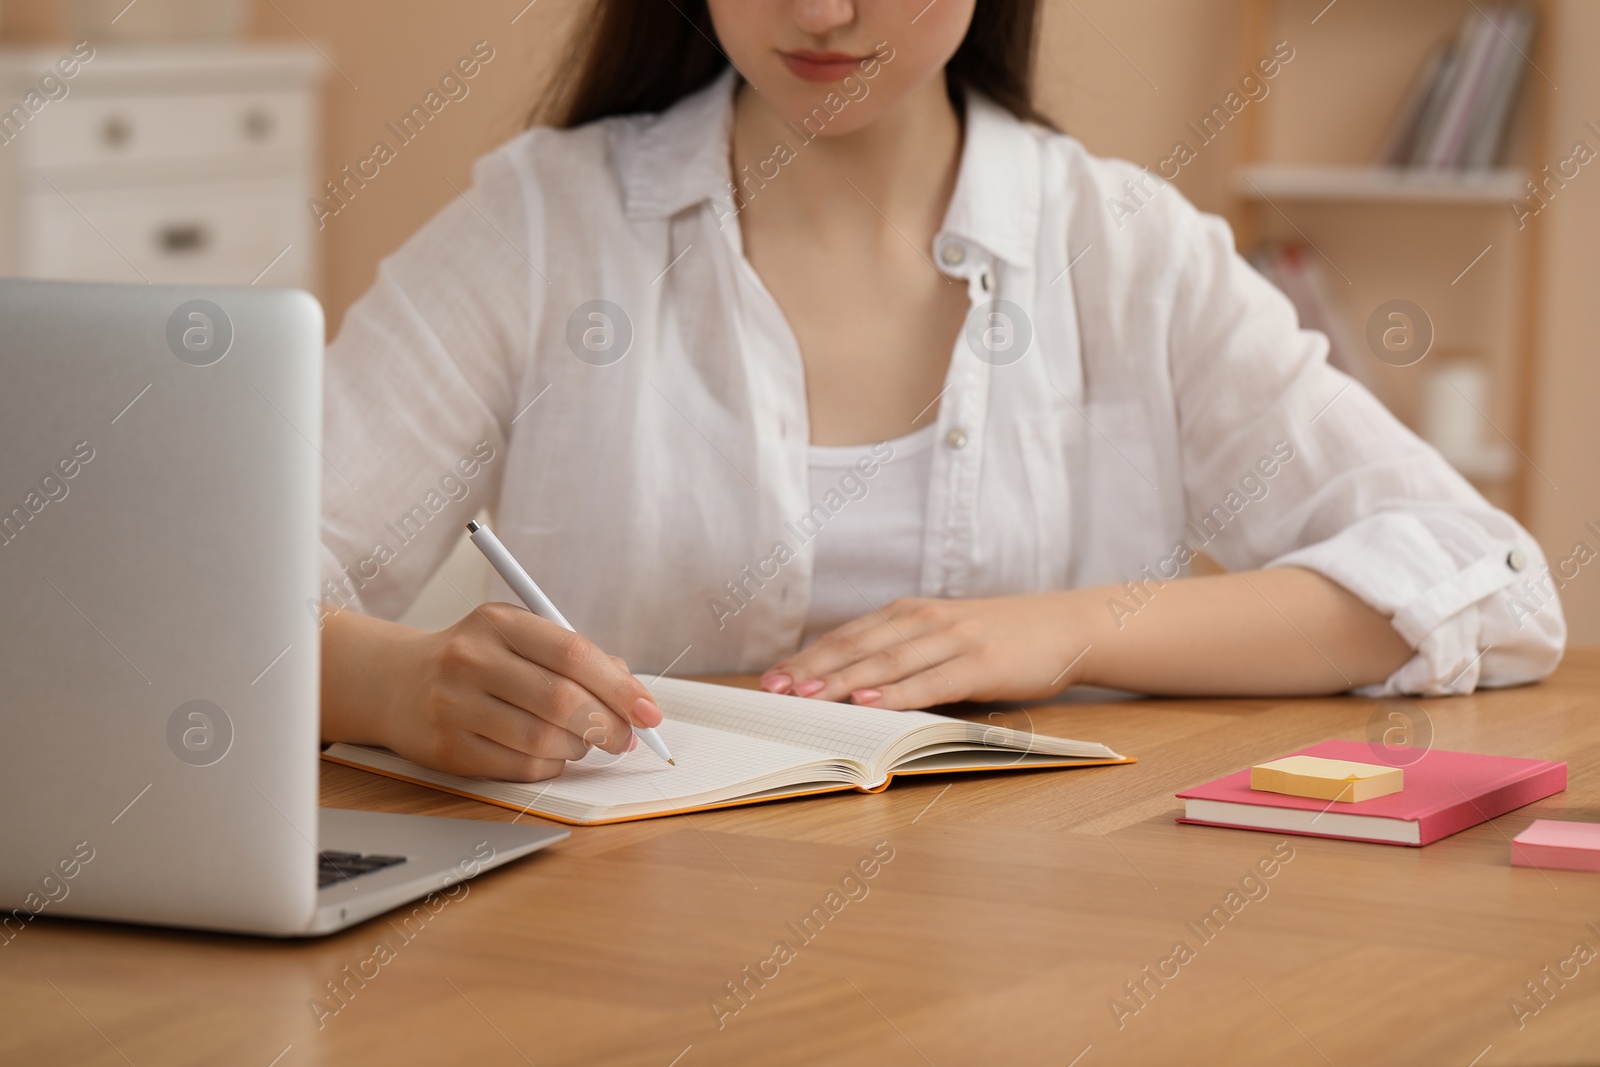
xmin=324 ymin=677 xmax=1132 ymax=825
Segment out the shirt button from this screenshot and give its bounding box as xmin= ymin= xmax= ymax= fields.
xmin=979 ymin=268 xmax=994 ymax=294
xmin=1507 ymin=549 xmax=1527 ymax=572
xmin=940 ymin=243 xmax=966 ymax=267
xmin=945 ymin=428 xmax=969 ymax=450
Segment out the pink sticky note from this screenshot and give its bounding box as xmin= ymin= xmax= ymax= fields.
xmin=1511 ymin=819 xmax=1600 ymax=872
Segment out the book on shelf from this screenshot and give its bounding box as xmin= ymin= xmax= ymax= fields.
xmin=1461 ymin=7 xmax=1537 ymax=168
xmin=1374 ymin=41 xmax=1450 ymax=167
xmin=1375 ymin=2 xmax=1536 ymax=170
xmin=324 ymin=676 xmax=1132 ymax=825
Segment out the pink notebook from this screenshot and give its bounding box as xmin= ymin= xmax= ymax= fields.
xmin=1512 ymin=820 xmax=1600 ymax=872
xmin=1176 ymin=740 xmax=1566 ymax=847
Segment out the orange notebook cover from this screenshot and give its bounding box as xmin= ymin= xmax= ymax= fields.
xmin=323 ymin=677 xmax=1132 ymax=826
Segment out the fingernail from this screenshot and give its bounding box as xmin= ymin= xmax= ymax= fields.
xmin=852 ymin=689 xmax=882 ymax=705
xmin=761 ymin=673 xmax=792 ymax=694
xmin=627 ymin=734 xmax=639 ymax=752
xmin=795 ymin=679 xmax=826 ymax=697
xmin=632 ymin=697 xmax=663 ymax=726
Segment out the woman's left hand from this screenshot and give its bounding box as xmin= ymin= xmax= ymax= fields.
xmin=760 ymin=593 xmax=1091 ymax=710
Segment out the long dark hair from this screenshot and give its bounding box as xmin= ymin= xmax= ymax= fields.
xmin=531 ymin=0 xmax=1055 ymax=130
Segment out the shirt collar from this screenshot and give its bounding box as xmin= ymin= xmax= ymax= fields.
xmin=613 ymin=67 xmax=1042 ymax=268
xmin=938 ymin=90 xmax=1042 ymax=269
xmin=614 ymin=68 xmax=739 ymax=222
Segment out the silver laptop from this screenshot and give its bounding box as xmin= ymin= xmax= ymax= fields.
xmin=0 ymin=278 xmax=567 ymax=937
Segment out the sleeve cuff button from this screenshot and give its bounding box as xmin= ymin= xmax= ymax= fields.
xmin=1507 ymin=549 xmax=1528 ymax=572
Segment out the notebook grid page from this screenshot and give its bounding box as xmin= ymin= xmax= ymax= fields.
xmin=647 ymin=677 xmax=950 ymax=763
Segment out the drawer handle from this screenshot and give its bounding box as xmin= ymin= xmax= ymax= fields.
xmin=101 ymin=115 xmax=133 ymax=149
xmin=243 ymin=109 xmax=276 ymax=141
xmin=158 ymin=224 xmax=210 ymax=254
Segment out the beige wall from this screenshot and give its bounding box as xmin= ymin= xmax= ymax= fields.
xmin=242 ymin=0 xmax=586 ymax=330
xmin=4 ymin=0 xmax=1598 ymax=640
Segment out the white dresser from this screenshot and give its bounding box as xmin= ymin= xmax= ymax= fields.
xmin=0 ymin=44 xmax=322 ymax=290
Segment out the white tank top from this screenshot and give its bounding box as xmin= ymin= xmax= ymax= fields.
xmin=800 ymin=423 xmax=938 ymax=648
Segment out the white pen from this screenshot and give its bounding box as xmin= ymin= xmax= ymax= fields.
xmin=465 ymin=520 xmax=675 ymax=766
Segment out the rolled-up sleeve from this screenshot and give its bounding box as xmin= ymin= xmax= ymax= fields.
xmin=1162 ymin=199 xmax=1564 ymax=695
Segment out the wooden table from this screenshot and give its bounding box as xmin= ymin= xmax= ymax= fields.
xmin=7 ymin=653 xmax=1600 ymax=1067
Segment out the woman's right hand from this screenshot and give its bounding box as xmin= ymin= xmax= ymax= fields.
xmin=319 ymin=603 xmax=663 ymax=782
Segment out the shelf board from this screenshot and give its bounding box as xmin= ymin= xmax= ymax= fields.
xmin=1235 ymin=164 xmax=1526 ymax=205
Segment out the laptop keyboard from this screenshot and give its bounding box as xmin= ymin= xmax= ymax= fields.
xmin=318 ymin=850 xmax=407 ymax=888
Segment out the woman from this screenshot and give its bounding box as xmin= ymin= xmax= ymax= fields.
xmin=318 ymin=0 xmax=1563 ymax=781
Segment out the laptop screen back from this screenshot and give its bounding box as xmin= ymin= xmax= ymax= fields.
xmin=0 ymin=279 xmax=324 ymax=935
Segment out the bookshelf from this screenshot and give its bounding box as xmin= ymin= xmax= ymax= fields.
xmin=1231 ymin=0 xmax=1553 ymax=519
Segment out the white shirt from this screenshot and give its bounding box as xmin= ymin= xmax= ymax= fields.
xmin=318 ymin=68 xmax=1564 ymax=696
xmin=802 ymin=424 xmax=937 ymax=648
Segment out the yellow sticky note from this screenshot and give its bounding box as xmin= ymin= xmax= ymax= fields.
xmin=1249 ymin=755 xmax=1403 ymax=803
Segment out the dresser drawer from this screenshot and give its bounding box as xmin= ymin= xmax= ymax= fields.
xmin=24 ymin=177 xmax=314 ymax=287
xmin=27 ymin=91 xmax=312 ymax=171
